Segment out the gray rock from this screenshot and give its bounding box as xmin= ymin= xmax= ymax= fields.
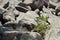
xmin=0 ymin=31 xmax=41 ymax=40
xmin=0 ymin=8 xmax=5 ymax=14
xmin=3 ymin=7 xmax=15 ymax=22
xmin=13 ymin=10 xmax=39 ymax=31
xmin=3 ymin=22 xmax=18 ymax=29
xmin=23 ymin=0 xmax=33 ymax=4
xmin=19 ymin=32 xmax=41 ymax=40
xmin=0 ymin=0 xmax=9 ymax=8
xmin=42 ymin=5 xmax=60 ymax=40
xmin=9 ymin=0 xmax=22 ymax=8
xmin=50 ymin=0 xmax=59 ymax=3
xmin=15 ymin=6 xmax=28 ymax=13
xmin=16 ymin=11 xmax=39 ymax=25
xmin=49 ymin=0 xmax=60 ymax=9
xmin=0 ymin=27 xmax=12 ymax=33
xmin=0 ymin=9 xmax=4 ymax=22
xmin=17 ymin=3 xmax=31 ymax=12
xmin=57 ymin=12 xmax=60 ymax=16
xmin=55 ymin=6 xmax=60 ymax=15
xmin=13 ymin=9 xmax=20 ymax=16
xmin=45 ymin=15 xmax=60 ymax=40
xmin=3 ymin=21 xmax=27 ymax=31
xmin=28 ymin=0 xmax=49 ymax=10
xmin=33 ymin=0 xmax=49 ymax=8
xmin=3 ymin=20 xmax=34 ymax=31
xmin=0 ymin=22 xmax=2 ymax=26
xmin=3 ymin=2 xmax=9 ymax=9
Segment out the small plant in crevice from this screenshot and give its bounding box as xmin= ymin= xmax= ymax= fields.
xmin=33 ymin=15 xmax=51 ymax=37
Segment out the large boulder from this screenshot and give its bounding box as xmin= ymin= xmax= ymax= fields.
xmin=0 ymin=31 xmax=41 ymax=40
xmin=16 ymin=10 xmax=39 ymax=25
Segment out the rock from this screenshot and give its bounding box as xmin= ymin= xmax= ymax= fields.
xmin=3 ymin=21 xmax=27 ymax=31
xmin=49 ymin=0 xmax=60 ymax=9
xmin=15 ymin=0 xmax=49 ymax=11
xmin=0 ymin=31 xmax=41 ymax=40
xmin=18 ymin=3 xmax=28 ymax=8
xmin=0 ymin=0 xmax=9 ymax=8
xmin=0 ymin=9 xmax=3 ymax=20
xmin=55 ymin=6 xmax=60 ymax=15
xmin=35 ymin=9 xmax=39 ymax=13
xmin=0 ymin=8 xmax=5 ymax=14
xmin=14 ymin=11 xmax=39 ymax=31
xmin=42 ymin=6 xmax=52 ymax=15
xmin=0 ymin=27 xmax=11 ymax=33
xmin=16 ymin=11 xmax=39 ymax=25
xmin=3 ymin=7 xmax=15 ymax=24
xmin=26 ymin=11 xmax=39 ymax=19
xmin=50 ymin=0 xmax=60 ymax=3
xmin=49 ymin=8 xmax=55 ymax=15
xmin=3 ymin=2 xmax=9 ymax=9
xmin=9 ymin=0 xmax=22 ymax=8
xmin=17 ymin=3 xmax=31 ymax=12
xmin=15 ymin=6 xmax=28 ymax=13
xmin=0 ymin=22 xmax=3 ymax=26
xmin=13 ymin=9 xmax=20 ymax=16
xmin=29 ymin=0 xmax=49 ymax=11
xmin=3 ymin=20 xmax=34 ymax=31
xmin=0 ymin=8 xmax=6 ymax=24
xmin=42 ymin=5 xmax=60 ymax=40
xmin=45 ymin=16 xmax=60 ymax=40
xmin=26 ymin=6 xmax=31 ymax=10
xmin=57 ymin=12 xmax=60 ymax=16
xmin=23 ymin=0 xmax=33 ymax=4
xmin=3 ymin=22 xmax=18 ymax=29
xmin=33 ymin=0 xmax=49 ymax=8
xmin=19 ymin=32 xmax=41 ymax=40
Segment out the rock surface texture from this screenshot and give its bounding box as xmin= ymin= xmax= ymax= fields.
xmin=0 ymin=28 xmax=41 ymax=40
xmin=0 ymin=0 xmax=60 ymax=40
xmin=42 ymin=4 xmax=60 ymax=40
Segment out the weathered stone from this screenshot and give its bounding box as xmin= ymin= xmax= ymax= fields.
xmin=3 ymin=20 xmax=34 ymax=31
xmin=55 ymin=6 xmax=60 ymax=15
xmin=41 ymin=5 xmax=60 ymax=40
xmin=45 ymin=15 xmax=60 ymax=40
xmin=57 ymin=12 xmax=60 ymax=16
xmin=9 ymin=0 xmax=22 ymax=8
xmin=50 ymin=0 xmax=60 ymax=3
xmin=15 ymin=6 xmax=28 ymax=13
xmin=0 ymin=31 xmax=41 ymax=40
xmin=13 ymin=9 xmax=20 ymax=16
xmin=49 ymin=0 xmax=60 ymax=9
xmin=0 ymin=27 xmax=11 ymax=33
xmin=30 ymin=0 xmax=49 ymax=10
xmin=17 ymin=3 xmax=31 ymax=12
xmin=23 ymin=0 xmax=33 ymax=4
xmin=3 ymin=7 xmax=15 ymax=22
xmin=3 ymin=2 xmax=9 ymax=9
xmin=3 ymin=22 xmax=18 ymax=29
xmin=0 ymin=22 xmax=2 ymax=26
xmin=0 ymin=0 xmax=9 ymax=8
xmin=16 ymin=11 xmax=39 ymax=25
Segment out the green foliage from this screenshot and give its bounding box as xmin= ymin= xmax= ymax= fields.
xmin=40 ymin=15 xmax=48 ymax=21
xmin=34 ymin=15 xmax=50 ymax=35
xmin=35 ymin=15 xmax=48 ymax=22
